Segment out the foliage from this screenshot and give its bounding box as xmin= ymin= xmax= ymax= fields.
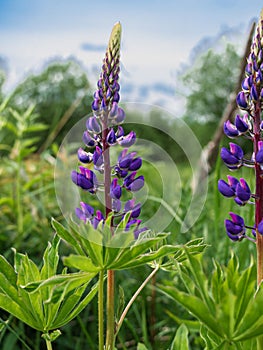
xmin=0 ymin=236 xmax=98 ymax=347
xmin=182 ymin=43 xmax=240 ymax=123
xmin=0 ymin=104 xmax=60 ymax=254
xmin=10 ymin=59 xmax=92 ymax=150
xmin=159 ymin=252 xmax=263 ymax=349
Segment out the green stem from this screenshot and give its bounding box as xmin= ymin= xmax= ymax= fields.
xmin=115 ymin=265 xmax=159 ymax=339
xmin=45 ymin=339 xmax=53 ymax=350
xmin=16 ymin=145 xmax=23 ymax=237
xmin=106 ymin=270 xmax=115 ymax=350
xmin=98 ymin=270 xmax=105 ymax=350
xmin=257 ymin=335 xmax=263 ymax=350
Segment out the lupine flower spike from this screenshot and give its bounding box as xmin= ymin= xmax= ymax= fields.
xmin=71 ymin=21 xmax=146 ymax=238
xmin=219 ymin=10 xmax=263 ymax=284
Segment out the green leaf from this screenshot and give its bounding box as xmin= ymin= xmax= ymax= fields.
xmin=0 ymin=256 xmax=17 ymax=286
xmin=0 ymin=293 xmax=42 ymax=330
xmin=63 ymin=255 xmax=100 ymax=273
xmin=69 ymin=222 xmax=104 ymax=267
xmin=159 ymin=285 xmax=224 ymax=338
xmin=13 ymin=251 xmax=44 ymax=326
xmin=40 ymin=235 xmax=60 ymax=303
xmin=170 ymin=324 xmax=189 ymax=350
xmin=106 ymin=233 xmax=170 ymax=269
xmin=51 ymin=279 xmax=99 ymax=329
xmin=25 ymin=123 xmax=48 ymax=132
xmin=183 ymin=250 xmax=214 ymax=313
xmin=165 ymin=310 xmax=200 ymax=332
xmin=48 ymin=283 xmax=87 ymax=327
xmin=200 ymin=325 xmax=219 ymax=350
xmin=233 ymin=287 xmax=263 ymax=341
xmin=51 ymin=219 xmax=84 ymax=256
xmin=0 ymin=274 xmax=19 ymax=302
xmin=22 ymin=272 xmax=95 ymax=292
xmin=234 ymin=259 xmax=256 ymax=329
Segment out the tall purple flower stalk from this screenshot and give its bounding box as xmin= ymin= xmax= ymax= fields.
xmin=71 ymin=22 xmax=146 ymax=239
xmin=70 ymin=23 xmax=146 ymax=349
xmin=218 ymin=14 xmax=263 ymax=284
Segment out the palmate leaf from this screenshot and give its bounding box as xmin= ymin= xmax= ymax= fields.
xmin=54 ymin=219 xmax=207 ymax=272
xmin=160 ymin=252 xmax=262 ymax=346
xmin=0 ymin=235 xmax=98 ymax=340
xmin=12 ymin=249 xmax=44 ymax=327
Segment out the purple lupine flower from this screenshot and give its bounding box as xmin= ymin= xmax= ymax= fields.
xmin=218 ymin=176 xmax=251 ymax=206
xmin=224 ymin=121 xmax=239 ymax=138
xmin=117 ymin=149 xmax=142 ymax=171
xmin=129 ymin=157 xmax=142 ymax=171
xmin=71 ymin=22 xmax=146 ymax=239
xmin=125 ymin=218 xmax=148 ymax=239
xmin=93 ymin=146 xmax=104 ymax=171
xmin=115 ymin=107 xmax=126 ymax=124
xmin=235 ymin=114 xmax=249 ymax=133
xmin=235 ymin=178 xmax=251 ymax=205
xmin=219 ymin=12 xmax=263 ymax=246
xmin=115 ymin=166 xmax=128 ymax=178
xmin=218 ymin=176 xmax=238 ymax=197
xmin=76 ymin=202 xmax=94 ymax=223
xmin=118 ymin=131 xmax=136 ymax=147
xmin=71 ymin=170 xmax=97 ymax=192
xmin=87 ymin=116 xmax=101 ymax=134
xmin=124 ymin=172 xmax=144 ymax=192
xmin=112 ymin=199 xmax=121 ymax=213
xmin=116 ymin=126 xmax=125 ymax=138
xmin=109 ymin=102 xmax=118 ymax=118
xmin=225 ymin=212 xmax=246 ymax=241
xmin=118 ymin=149 xmax=135 ymax=169
xmin=83 ymin=131 xmax=97 ymax=147
xmin=110 ymin=178 xmax=122 ymax=199
xmin=241 ymin=76 xmax=252 ymax=90
xmin=124 ymin=199 xmax=141 ymax=218
xmin=107 ymin=128 xmax=117 ymax=145
xmin=251 ymin=84 xmax=259 ymax=101
xmin=236 ymin=91 xmax=248 ymax=110
xmin=220 ymin=143 xmax=243 ymax=169
xmin=78 ymin=148 xmax=93 ymax=163
xmin=92 ymin=210 xmax=104 ymax=229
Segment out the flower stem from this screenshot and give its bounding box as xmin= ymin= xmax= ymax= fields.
xmin=106 ymin=270 xmax=115 ymax=350
xmin=115 ymin=265 xmax=159 ymax=339
xmin=98 ymin=270 xmax=104 ymax=350
xmin=101 ymin=116 xmax=115 ymax=350
xmin=45 ymin=339 xmax=53 ymax=350
xmin=254 ymin=102 xmax=263 ymax=286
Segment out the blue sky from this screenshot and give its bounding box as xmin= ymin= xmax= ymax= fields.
xmin=1 ymin=0 xmax=263 ymax=111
